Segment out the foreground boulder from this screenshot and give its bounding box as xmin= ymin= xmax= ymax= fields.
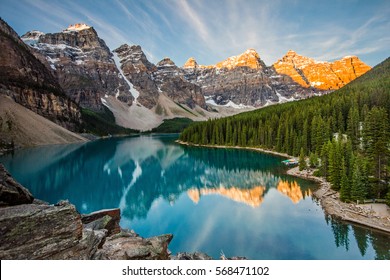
xmin=81 ymin=208 xmax=121 ymax=235
xmin=0 ymin=164 xmax=34 ymax=206
xmin=94 ymin=231 xmax=173 ymax=260
xmin=0 ymin=201 xmax=82 ymax=259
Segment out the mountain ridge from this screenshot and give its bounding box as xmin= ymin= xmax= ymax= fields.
xmin=10 ymin=20 xmax=372 ymax=132
xmin=273 ymin=50 xmax=371 ymax=90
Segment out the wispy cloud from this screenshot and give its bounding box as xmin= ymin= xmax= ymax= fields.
xmin=1 ymin=0 xmax=388 ymax=66
xmin=175 ymin=0 xmax=211 ymax=43
xmin=298 ymin=13 xmax=390 ymax=63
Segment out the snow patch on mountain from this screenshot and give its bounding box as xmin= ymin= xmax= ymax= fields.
xmin=276 ymin=91 xmax=296 ymax=103
xmin=205 ymin=96 xmax=253 ymax=109
xmin=112 ymin=52 xmax=140 ymax=103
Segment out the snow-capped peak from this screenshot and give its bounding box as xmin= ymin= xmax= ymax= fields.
xmin=64 ymin=23 xmax=91 ymax=32
xmin=21 ymin=30 xmax=45 ymax=45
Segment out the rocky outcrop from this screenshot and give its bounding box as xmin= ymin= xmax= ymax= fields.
xmin=0 ymin=201 xmax=83 ymax=259
xmin=81 ymin=208 xmax=121 ymax=235
xmin=0 ymin=164 xmax=172 ymax=260
xmin=273 ymin=50 xmax=371 ymax=90
xmin=114 ymin=45 xmax=206 ymax=110
xmin=21 ymin=23 xmax=133 ymax=111
xmin=0 ymin=164 xmax=34 ymax=206
xmin=0 ymin=18 xmax=82 ymax=131
xmin=95 ymin=231 xmax=172 ymax=260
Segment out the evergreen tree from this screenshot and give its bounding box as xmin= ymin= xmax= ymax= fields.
xmin=320 ymin=141 xmax=331 ymax=178
xmin=328 ymin=139 xmax=342 ymax=190
xmin=351 ymin=157 xmax=368 ymax=202
xmin=201 ymin=126 xmax=208 ymax=145
xmin=302 ymin=120 xmax=309 ymax=154
xmin=299 ymin=147 xmax=306 ymax=171
xmin=340 ymin=158 xmax=351 ymax=201
xmin=226 ymin=119 xmax=232 ymax=145
xmin=344 ymin=139 xmax=354 ymax=178
xmin=363 ymin=107 xmax=390 ymax=198
xmin=346 ymin=106 xmax=360 ymax=149
xmin=309 ymin=152 xmax=319 ymax=168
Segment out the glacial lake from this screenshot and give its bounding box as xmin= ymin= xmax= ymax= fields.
xmin=1 ymin=134 xmax=389 ymax=259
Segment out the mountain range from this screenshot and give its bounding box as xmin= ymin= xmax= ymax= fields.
xmin=0 ymin=19 xmax=371 ymax=138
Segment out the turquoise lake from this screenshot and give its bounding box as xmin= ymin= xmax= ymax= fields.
xmin=1 ymin=134 xmax=389 ymax=259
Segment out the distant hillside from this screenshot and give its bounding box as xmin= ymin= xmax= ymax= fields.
xmin=151 ymin=118 xmax=193 ymax=133
xmin=180 ymin=57 xmax=390 ymax=203
xmin=0 ymin=96 xmax=87 ymax=149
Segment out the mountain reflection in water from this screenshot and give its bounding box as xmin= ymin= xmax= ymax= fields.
xmin=1 ymin=134 xmax=389 ymax=259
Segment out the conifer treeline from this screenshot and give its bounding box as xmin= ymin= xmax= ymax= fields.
xmin=180 ymin=58 xmax=390 ymax=203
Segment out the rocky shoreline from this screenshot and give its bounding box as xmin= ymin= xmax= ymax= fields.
xmin=287 ymin=166 xmax=390 ymax=234
xmin=178 ymin=141 xmax=390 ymax=235
xmin=176 ymin=140 xmax=293 ymax=158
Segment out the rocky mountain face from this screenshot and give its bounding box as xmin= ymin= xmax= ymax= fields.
xmin=21 ymin=24 xmax=133 ymax=111
xmin=273 ymin=50 xmax=371 ymax=90
xmin=155 ymin=57 xmax=206 ymax=109
xmin=182 ymin=49 xmax=371 ymax=107
xmin=114 ymin=44 xmax=206 ymax=110
xmin=0 ymin=18 xmax=82 ymax=131
xmin=182 ymin=49 xmax=317 ymax=107
xmin=113 ymin=44 xmax=158 ymax=109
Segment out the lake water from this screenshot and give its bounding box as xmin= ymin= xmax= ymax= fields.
xmin=1 ymin=134 xmax=389 ymax=259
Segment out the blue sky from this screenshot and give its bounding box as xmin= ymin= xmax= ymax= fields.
xmin=0 ymin=0 xmax=389 ymax=66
